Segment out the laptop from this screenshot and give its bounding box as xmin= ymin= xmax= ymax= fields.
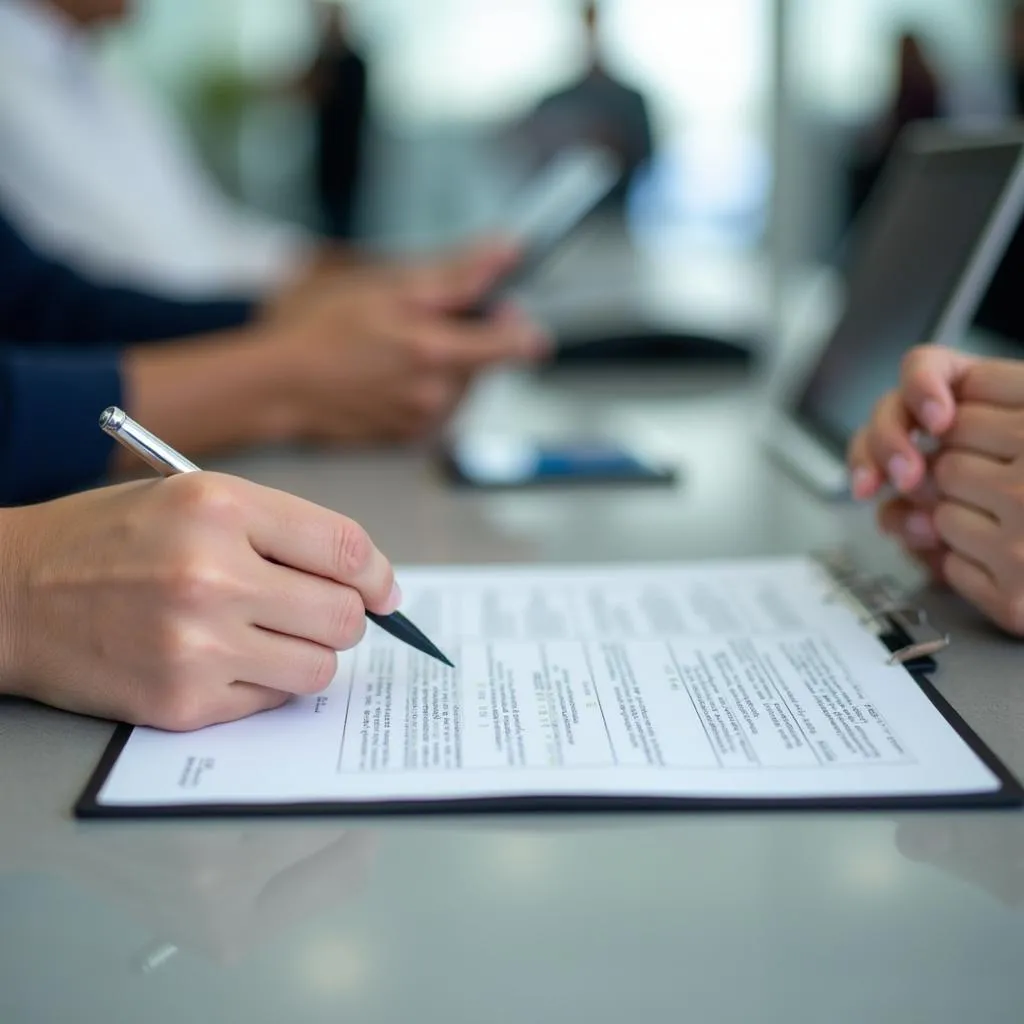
xmin=765 ymin=125 xmax=1024 ymax=497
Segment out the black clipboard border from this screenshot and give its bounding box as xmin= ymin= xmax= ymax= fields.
xmin=74 ymin=668 xmax=1024 ymax=819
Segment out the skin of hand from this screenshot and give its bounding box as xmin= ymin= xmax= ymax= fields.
xmin=121 ymin=239 xmax=550 ymax=460
xmin=0 ymin=473 xmax=398 ymax=730
xmin=260 ymin=242 xmax=372 ymax=323
xmin=848 ymin=344 xmax=1024 ymax=635
xmin=264 ymin=238 xmax=551 ymax=444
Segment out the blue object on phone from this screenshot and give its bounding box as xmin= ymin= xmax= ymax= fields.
xmin=442 ymin=435 xmax=677 ymax=488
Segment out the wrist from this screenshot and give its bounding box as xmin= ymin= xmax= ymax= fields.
xmin=120 ymin=327 xmax=302 ymax=463
xmin=0 ymin=508 xmax=31 ymax=695
xmin=243 ymin=326 xmax=307 ymax=443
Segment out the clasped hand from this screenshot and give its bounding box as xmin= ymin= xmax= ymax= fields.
xmin=849 ymin=345 xmax=1024 ymax=635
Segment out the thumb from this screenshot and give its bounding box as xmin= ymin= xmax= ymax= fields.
xmin=899 ymin=345 xmax=978 ymax=436
xmin=408 ymin=238 xmax=522 ymax=312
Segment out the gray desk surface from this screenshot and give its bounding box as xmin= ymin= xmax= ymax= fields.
xmin=2 ymin=368 xmax=1022 ymax=1024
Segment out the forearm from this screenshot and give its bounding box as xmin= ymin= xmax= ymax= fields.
xmin=119 ymin=327 xmax=298 ymax=464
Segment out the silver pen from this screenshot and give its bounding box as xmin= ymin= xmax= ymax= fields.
xmin=98 ymin=407 xmax=454 ymax=667
xmin=99 ymin=406 xmax=200 ymax=476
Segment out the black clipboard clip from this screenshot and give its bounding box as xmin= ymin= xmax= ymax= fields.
xmin=816 ymin=551 xmax=951 ymax=674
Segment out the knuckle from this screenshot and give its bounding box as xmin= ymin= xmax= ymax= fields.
xmin=161 ymin=555 xmax=233 ymax=610
xmin=165 ymin=473 xmax=243 ymax=527
xmin=333 ymin=519 xmax=372 ymax=577
xmin=150 ymin=618 xmax=199 ymax=674
xmin=149 ymin=682 xmax=211 ymax=732
xmin=150 ymin=619 xmax=225 ymax=685
xmin=328 ymin=589 xmax=367 ymax=649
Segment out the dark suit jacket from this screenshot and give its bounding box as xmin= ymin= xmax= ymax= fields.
xmin=0 ymin=212 xmax=251 ymax=505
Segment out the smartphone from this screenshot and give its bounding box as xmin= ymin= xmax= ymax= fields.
xmin=441 ymin=435 xmax=677 ymax=489
xmin=464 ymin=145 xmax=622 ymax=317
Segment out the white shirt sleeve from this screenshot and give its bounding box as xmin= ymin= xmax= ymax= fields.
xmin=0 ymin=5 xmax=318 ymax=298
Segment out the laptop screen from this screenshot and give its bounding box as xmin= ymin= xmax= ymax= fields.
xmin=792 ymin=140 xmax=1023 ymax=457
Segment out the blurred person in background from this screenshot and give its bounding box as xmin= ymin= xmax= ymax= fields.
xmin=0 ymin=0 xmax=325 ymax=298
xmin=516 ymin=0 xmax=654 ymax=212
xmin=0 ymin=0 xmax=369 ymax=298
xmin=846 ymin=31 xmax=946 ymax=224
xmin=299 ymin=1 xmax=369 ymax=240
xmin=0 ymin=206 xmax=547 ymax=506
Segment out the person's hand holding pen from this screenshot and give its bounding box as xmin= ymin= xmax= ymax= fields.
xmin=0 ymin=411 xmax=449 ymax=731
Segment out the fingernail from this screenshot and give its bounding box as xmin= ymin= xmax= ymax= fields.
xmin=384 ymin=581 xmax=403 ymax=614
xmin=903 ymin=512 xmax=938 ymax=548
xmin=921 ymin=400 xmax=945 ymax=434
xmin=850 ymin=467 xmax=875 ymax=500
xmin=888 ymin=455 xmax=916 ymax=492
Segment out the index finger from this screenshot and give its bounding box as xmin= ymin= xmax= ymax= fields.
xmin=239 ymin=479 xmax=399 ymax=615
xmin=855 ymin=390 xmax=926 ymax=494
xmin=847 ymin=427 xmax=883 ymax=499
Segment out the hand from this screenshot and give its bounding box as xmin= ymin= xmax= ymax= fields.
xmin=847 ymin=345 xmax=978 ymax=500
xmin=0 ymin=473 xmax=398 ymax=730
xmin=847 ymin=345 xmax=977 ymax=582
xmin=848 ymin=344 xmax=1024 ymax=634
xmin=122 ymin=240 xmax=549 ymax=456
xmin=260 ymin=242 xmax=372 ymax=323
xmin=267 ymin=239 xmax=550 ymax=443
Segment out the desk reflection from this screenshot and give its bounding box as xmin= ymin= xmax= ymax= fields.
xmin=2 ymin=821 xmax=375 ymax=967
xmin=895 ymin=815 xmax=1024 ymax=910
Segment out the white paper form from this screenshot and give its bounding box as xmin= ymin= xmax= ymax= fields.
xmin=94 ymin=557 xmax=1003 ymax=808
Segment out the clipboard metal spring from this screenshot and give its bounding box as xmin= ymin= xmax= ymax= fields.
xmin=871 ymin=606 xmax=951 ymax=666
xmin=814 ymin=550 xmax=951 ymax=667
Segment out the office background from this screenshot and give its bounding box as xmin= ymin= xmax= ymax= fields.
xmin=97 ymin=0 xmax=1015 ymax=308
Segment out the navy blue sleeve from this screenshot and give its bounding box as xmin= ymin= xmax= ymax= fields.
xmin=0 ymin=346 xmax=122 ymax=506
xmin=0 ymin=212 xmax=253 ymax=345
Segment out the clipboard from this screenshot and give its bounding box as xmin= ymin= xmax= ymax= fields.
xmin=75 ymin=554 xmax=1024 ymax=818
